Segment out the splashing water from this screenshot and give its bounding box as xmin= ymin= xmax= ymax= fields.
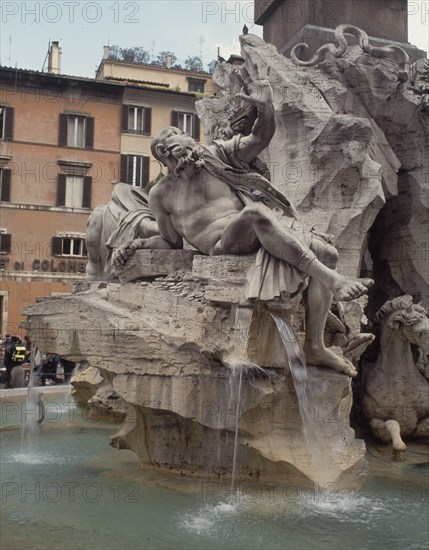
xmin=20 ymin=367 xmax=43 ymax=454
xmin=271 ymin=314 xmax=338 ymax=486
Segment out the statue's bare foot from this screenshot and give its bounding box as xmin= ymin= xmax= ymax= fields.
xmin=303 ymin=342 xmax=357 ymax=377
xmin=332 ymin=276 xmax=373 ymax=302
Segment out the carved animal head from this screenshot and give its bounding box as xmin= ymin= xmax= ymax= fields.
xmin=375 ymin=295 xmax=429 ymax=355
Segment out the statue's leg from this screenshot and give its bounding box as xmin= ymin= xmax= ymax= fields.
xmin=218 ymin=203 xmax=372 ymax=301
xmin=370 ymin=418 xmax=392 ymax=442
xmin=303 ymin=278 xmax=357 ymax=376
xmin=370 ymin=418 xmax=406 ymax=450
xmin=384 ymin=419 xmax=407 ymax=452
xmin=86 ymin=205 xmax=106 ymax=280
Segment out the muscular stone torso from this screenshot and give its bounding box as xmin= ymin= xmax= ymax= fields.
xmin=160 ymin=168 xmax=244 ymax=253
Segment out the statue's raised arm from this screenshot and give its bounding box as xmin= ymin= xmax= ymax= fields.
xmin=231 ymin=66 xmax=276 ymax=164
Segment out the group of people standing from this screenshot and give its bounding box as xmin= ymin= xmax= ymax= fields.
xmin=1 ymin=334 xmax=62 ymax=389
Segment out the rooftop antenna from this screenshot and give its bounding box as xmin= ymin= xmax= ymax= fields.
xmin=199 ymin=35 xmax=205 ymax=60
xmin=42 ymin=39 xmax=50 ymax=72
xmin=7 ymin=36 xmax=12 ymax=66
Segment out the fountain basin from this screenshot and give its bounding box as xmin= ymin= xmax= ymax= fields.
xmin=1 ymin=390 xmax=428 ymax=550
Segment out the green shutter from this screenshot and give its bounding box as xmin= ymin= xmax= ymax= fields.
xmin=56 ymin=174 xmax=66 ymax=206
xmin=142 ymin=157 xmax=150 ymax=187
xmin=85 ymin=117 xmax=94 ymax=149
xmin=0 ymin=169 xmax=11 ymax=202
xmin=120 ymin=155 xmax=128 ymax=182
xmin=82 ymin=176 xmax=92 ymax=208
xmin=144 ymin=108 xmax=152 ymax=135
xmin=193 ymin=115 xmax=200 ymax=141
xmin=4 ymin=108 xmax=14 ymax=140
xmin=0 ymin=233 xmax=12 ymax=253
xmin=58 ymin=114 xmax=68 ymax=146
xmin=51 ymin=236 xmax=63 ymax=256
xmin=121 ymin=105 xmax=129 ymax=132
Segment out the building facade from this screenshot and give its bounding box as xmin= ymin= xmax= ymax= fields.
xmin=0 ymin=67 xmax=123 ymax=335
xmin=0 ymin=48 xmax=212 ymax=335
xmin=96 ymin=51 xmax=212 ymax=188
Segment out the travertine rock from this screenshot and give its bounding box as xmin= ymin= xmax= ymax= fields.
xmin=24 ymin=252 xmax=370 ymax=488
xmin=197 ymin=34 xmax=428 ymax=303
xmin=70 ymin=365 xmax=128 ymax=421
xmin=116 ymin=249 xmax=196 ymax=282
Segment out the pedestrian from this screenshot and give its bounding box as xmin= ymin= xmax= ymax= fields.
xmin=23 ymin=335 xmax=32 ymax=364
xmin=41 ymin=354 xmax=61 ymax=386
xmin=4 ymin=336 xmax=26 ymax=389
xmin=34 ymin=347 xmax=43 ymax=384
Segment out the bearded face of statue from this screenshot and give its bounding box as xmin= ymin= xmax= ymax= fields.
xmin=153 ymin=127 xmax=202 ymax=177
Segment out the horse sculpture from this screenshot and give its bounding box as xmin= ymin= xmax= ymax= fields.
xmin=363 ymin=295 xmax=429 ymax=457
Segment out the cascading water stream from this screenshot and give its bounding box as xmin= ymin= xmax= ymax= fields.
xmin=271 ymin=313 xmax=337 ymax=487
xmin=20 ymin=356 xmax=44 ymax=456
xmin=229 ymin=366 xmax=243 ymax=494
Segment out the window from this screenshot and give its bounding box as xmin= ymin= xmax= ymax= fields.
xmin=171 ymin=111 xmax=200 ymax=141
xmin=177 ymin=112 xmax=193 ymax=134
xmin=52 ymin=234 xmax=87 ymax=257
xmin=65 ymin=175 xmax=84 ymax=207
xmin=0 ymin=230 xmax=11 ymax=254
xmin=120 ymin=155 xmax=150 ymax=188
xmin=188 ymin=81 xmax=205 ymax=93
xmin=0 ymin=168 xmax=11 ymax=202
xmin=67 ymin=116 xmax=85 ymax=147
xmin=56 ymin=174 xmax=92 ymax=208
xmin=0 ymin=106 xmax=14 ymax=140
xmin=121 ymin=105 xmax=152 ymax=135
xmin=58 ymin=114 xmax=94 ymax=149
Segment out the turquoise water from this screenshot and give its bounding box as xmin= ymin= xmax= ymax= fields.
xmin=1 ymin=395 xmax=428 ymax=550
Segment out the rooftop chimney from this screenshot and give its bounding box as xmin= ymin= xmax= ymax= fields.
xmin=166 ymin=55 xmax=173 ymax=69
xmin=103 ymin=46 xmax=110 ymax=60
xmin=48 ymin=41 xmax=62 ymax=74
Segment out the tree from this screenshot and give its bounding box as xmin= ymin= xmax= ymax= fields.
xmin=185 ymin=56 xmax=204 ymax=72
xmin=108 ymin=46 xmax=150 ymax=64
xmin=108 ymin=45 xmax=121 ymax=60
xmin=207 ymin=60 xmax=217 ymax=73
xmin=155 ymin=51 xmax=177 ymax=66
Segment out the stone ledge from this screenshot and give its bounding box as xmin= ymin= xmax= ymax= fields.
xmin=192 ymin=254 xmax=255 ymax=284
xmin=117 ymin=249 xmax=196 ymax=282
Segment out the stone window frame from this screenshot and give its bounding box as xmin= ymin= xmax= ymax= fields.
xmin=52 ymin=232 xmax=87 ymax=258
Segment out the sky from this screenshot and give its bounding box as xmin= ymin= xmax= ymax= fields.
xmin=0 ymin=1 xmax=427 ymax=77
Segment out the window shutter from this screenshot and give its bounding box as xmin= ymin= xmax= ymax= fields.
xmin=51 ymin=237 xmax=63 ymax=256
xmin=0 ymin=233 xmax=11 ymax=253
xmin=121 ymin=105 xmax=129 ymax=132
xmin=85 ymin=117 xmax=94 ymax=149
xmin=56 ymin=174 xmax=66 ymax=206
xmin=193 ymin=115 xmax=200 ymax=141
xmin=4 ymin=108 xmax=14 ymax=140
xmin=82 ymin=176 xmax=92 ymax=208
xmin=144 ymin=108 xmax=152 ymax=135
xmin=58 ymin=114 xmax=68 ymax=146
xmin=1 ymin=169 xmax=11 ymax=202
xmin=120 ymin=155 xmax=128 ymax=182
xmin=171 ymin=111 xmax=178 ymax=127
xmin=142 ymin=157 xmax=150 ymax=187
xmin=82 ymin=240 xmax=88 ymax=257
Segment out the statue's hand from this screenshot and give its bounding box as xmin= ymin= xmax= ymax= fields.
xmin=234 ymin=66 xmax=273 ymax=107
xmin=112 ymin=239 xmax=142 ymax=268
